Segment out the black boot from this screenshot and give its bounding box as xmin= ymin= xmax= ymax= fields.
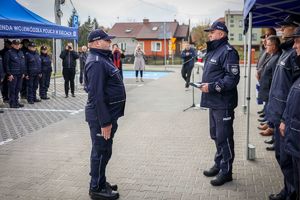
xmin=210 ymin=173 xmax=233 ymax=186
xmin=106 ymin=182 xmax=118 ymax=191
xmin=269 ymin=190 xmax=286 ymax=200
xmin=203 ymin=165 xmax=220 ymax=177
xmin=89 ymin=185 xmax=119 ymax=200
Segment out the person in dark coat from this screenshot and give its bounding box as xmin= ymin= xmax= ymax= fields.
xmin=79 ymin=45 xmax=88 ymax=85
xmin=59 ymin=42 xmax=79 ymax=98
xmin=200 ymin=21 xmax=240 ymax=186
xmin=39 ymin=46 xmax=52 ymax=100
xmin=20 ymin=39 xmax=30 ymax=99
xmin=112 ymin=44 xmax=125 ymax=79
xmin=258 ymin=36 xmax=281 ymax=138
xmin=181 ymin=43 xmax=196 ymax=88
xmin=267 ymin=14 xmax=300 ymax=200
xmin=0 ymin=54 xmax=4 ymax=113
xmin=25 ymin=42 xmax=42 ymax=104
xmin=4 ymin=39 xmax=26 ymax=108
xmin=84 ymin=29 xmax=125 ymax=200
xmin=0 ymin=39 xmax=12 ymax=102
xmin=281 ymin=27 xmax=300 ymax=200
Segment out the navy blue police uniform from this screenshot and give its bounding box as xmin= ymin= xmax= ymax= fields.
xmin=39 ymin=49 xmax=52 ymax=99
xmin=79 ymin=51 xmax=88 ymax=85
xmin=0 ymin=55 xmax=4 ymax=86
xmin=4 ymin=46 xmax=26 ymax=108
xmin=25 ymin=46 xmax=42 ymax=104
xmin=201 ymin=35 xmax=240 ymax=178
xmin=181 ymin=47 xmax=196 ymax=88
xmin=84 ymin=47 xmax=126 ymax=194
xmin=0 ymin=40 xmax=11 ymax=102
xmin=267 ymin=39 xmax=298 ymax=199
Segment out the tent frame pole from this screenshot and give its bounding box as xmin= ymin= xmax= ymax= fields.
xmin=52 ymin=38 xmax=57 ymax=97
xmin=246 ymin=12 xmax=255 ymax=160
xmin=242 ymin=22 xmax=248 ymax=114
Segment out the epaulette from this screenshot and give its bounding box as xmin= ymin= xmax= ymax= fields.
xmin=226 ymin=45 xmax=232 ymax=51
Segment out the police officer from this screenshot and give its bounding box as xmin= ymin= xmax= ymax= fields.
xmin=25 ymin=42 xmax=42 ymax=104
xmin=59 ymin=42 xmax=79 ymax=98
xmin=181 ymin=43 xmax=196 ymax=88
xmin=4 ymin=39 xmax=26 ymax=108
xmin=0 ymin=54 xmax=4 ymax=113
xmin=85 ymin=29 xmax=126 ymax=200
xmin=267 ymin=14 xmax=300 ymax=200
xmin=20 ymin=39 xmax=30 ymax=99
xmin=200 ymin=21 xmax=240 ymax=186
xmin=39 ymin=46 xmax=52 ymax=100
xmin=0 ymin=39 xmax=12 ymax=102
xmin=280 ymin=26 xmax=300 ymax=200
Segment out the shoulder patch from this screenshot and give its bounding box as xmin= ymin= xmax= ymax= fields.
xmin=226 ymin=45 xmax=232 ymax=51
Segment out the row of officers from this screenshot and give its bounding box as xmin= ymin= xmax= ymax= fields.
xmin=0 ymin=39 xmax=52 ymax=108
xmin=0 ymin=39 xmax=88 ymax=110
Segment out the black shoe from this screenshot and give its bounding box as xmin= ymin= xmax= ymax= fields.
xmin=210 ymin=173 xmax=233 ymax=186
xmin=89 ymin=187 xmax=119 ymax=200
xmin=71 ymin=94 xmax=75 ymax=97
xmin=65 ymin=95 xmax=68 ymax=98
xmin=10 ymin=104 xmax=19 ymax=108
xmin=18 ymin=103 xmax=24 ymax=107
xmin=257 ymin=109 xmax=264 ymax=114
xmin=3 ymin=99 xmax=9 ymax=103
xmin=106 ymin=182 xmax=118 ymax=191
xmin=34 ymin=99 xmax=41 ymax=102
xmin=260 ymin=121 xmax=268 ymax=125
xmin=264 ymin=138 xmax=274 ymax=144
xmin=28 ymin=101 xmax=34 ymax=104
xmin=269 ymin=192 xmax=286 ymax=200
xmin=258 ymin=118 xmax=267 ymax=123
xmin=266 ymin=144 xmax=275 ymax=151
xmin=0 ymin=110 xmax=4 ymax=113
xmin=259 ymin=113 xmax=265 ymax=118
xmin=41 ymin=96 xmax=50 ymax=100
xmin=203 ymin=165 xmax=220 ymax=177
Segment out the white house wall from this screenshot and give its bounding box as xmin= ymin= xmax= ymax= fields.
xmin=111 ymin=38 xmax=138 ymax=55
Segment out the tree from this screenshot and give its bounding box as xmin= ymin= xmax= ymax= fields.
xmin=191 ymin=22 xmax=210 ymax=50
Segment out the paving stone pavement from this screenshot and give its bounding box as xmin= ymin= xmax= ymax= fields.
xmin=0 ymin=66 xmax=283 ymax=200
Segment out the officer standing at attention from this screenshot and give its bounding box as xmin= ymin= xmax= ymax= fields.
xmin=84 ymin=29 xmax=126 ymax=200
xmin=181 ymin=43 xmax=196 ymax=89
xmin=267 ymin=14 xmax=300 ymax=200
xmin=4 ymin=39 xmax=26 ymax=108
xmin=25 ymin=42 xmax=42 ymax=104
xmin=39 ymin=46 xmax=52 ymax=100
xmin=0 ymin=54 xmax=4 ymax=113
xmin=280 ymin=26 xmax=300 ymax=200
xmin=200 ymin=21 xmax=240 ymax=186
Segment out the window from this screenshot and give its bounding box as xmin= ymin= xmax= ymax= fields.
xmin=231 ymin=15 xmax=234 ymax=18
xmin=125 ymin=29 xmax=132 ymax=33
xmin=151 ymin=41 xmax=162 ymax=52
xmin=230 ymin=38 xmax=234 ymax=41
xmin=119 ymin=42 xmax=127 ymax=51
xmin=230 ymin=19 xmax=234 ymax=23
xmin=230 ymin=33 xmax=234 ymax=37
xmin=239 ymin=20 xmax=243 ymax=28
xmin=152 ymin=26 xmax=158 ymax=31
xmin=252 ymin=33 xmax=257 ymax=41
xmin=230 ymin=24 xmax=234 ymax=28
xmin=239 ymin=33 xmax=243 ymax=41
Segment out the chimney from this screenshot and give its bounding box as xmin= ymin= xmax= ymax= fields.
xmin=143 ymin=18 xmax=149 ymax=24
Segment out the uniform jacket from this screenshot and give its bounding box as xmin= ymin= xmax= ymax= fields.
xmin=0 ymin=55 xmax=4 ymax=81
xmin=4 ymin=48 xmax=26 ymax=76
xmin=40 ymin=53 xmax=52 ymax=73
xmin=181 ymin=48 xmax=196 ymax=69
xmin=283 ymin=62 xmax=300 ymax=158
xmin=200 ymin=37 xmax=240 ymax=110
xmin=59 ymin=50 xmax=79 ymax=69
xmin=258 ymin=51 xmax=281 ymax=102
xmin=267 ymin=40 xmax=298 ymax=125
xmin=84 ymin=48 xmax=126 ymax=127
xmin=25 ymin=50 xmax=42 ymax=75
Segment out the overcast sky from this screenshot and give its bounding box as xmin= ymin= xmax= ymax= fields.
xmin=17 ymin=0 xmax=243 ymax=28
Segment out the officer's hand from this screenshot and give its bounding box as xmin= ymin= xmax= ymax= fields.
xmin=101 ymin=124 xmax=112 ymax=140
xmin=279 ymin=122 xmax=285 ymax=137
xmin=8 ymin=75 xmax=14 ymax=82
xmin=186 ymin=52 xmax=190 ymax=56
xmin=22 ymin=74 xmax=25 ymax=79
xmin=26 ymin=75 xmax=29 ymax=80
xmin=39 ymin=74 xmax=42 ymax=78
xmin=255 ymin=72 xmax=260 ymax=81
xmin=200 ymin=83 xmax=209 ymax=93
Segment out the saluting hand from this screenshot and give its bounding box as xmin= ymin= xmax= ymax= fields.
xmin=279 ymin=122 xmax=285 ymax=137
xmin=8 ymin=75 xmax=14 ymax=82
xmin=101 ymin=124 xmax=112 ymax=140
